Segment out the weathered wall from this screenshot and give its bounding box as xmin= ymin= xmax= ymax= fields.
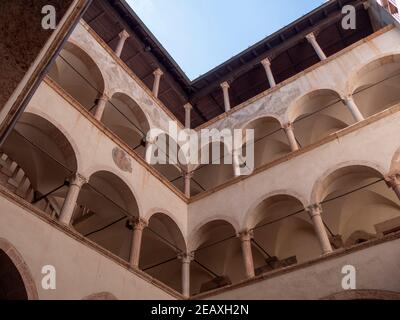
xmin=0 ymin=191 xmax=177 ymax=300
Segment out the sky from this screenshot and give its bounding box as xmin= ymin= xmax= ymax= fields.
xmin=127 ymin=0 xmax=326 ymax=80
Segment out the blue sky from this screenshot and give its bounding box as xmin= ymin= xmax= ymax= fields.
xmin=127 ymin=0 xmax=326 ymax=80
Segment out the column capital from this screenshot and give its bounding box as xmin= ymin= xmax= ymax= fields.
xmin=119 ymin=29 xmax=130 ymax=40
xmin=306 ymin=32 xmax=317 ymax=42
xmin=178 ymin=252 xmax=195 ymax=264
xmin=184 ymin=103 xmax=193 ymax=111
xmin=261 ymin=57 xmax=272 ymax=67
xmin=127 ymin=217 xmax=148 ymax=231
xmin=306 ymin=203 xmax=323 ymax=217
xmin=184 ymin=171 xmax=194 ymax=180
xmin=282 ymin=122 xmax=294 ymax=130
xmin=145 ymin=135 xmax=157 ymax=145
xmin=387 ymin=172 xmax=400 ymax=188
xmin=70 ymin=173 xmax=87 ymax=187
xmin=220 ymin=81 xmax=230 ymax=90
xmin=238 ymin=229 xmax=254 ymax=241
xmin=97 ymin=94 xmax=108 ymax=102
xmin=153 ymin=68 xmax=164 ymax=77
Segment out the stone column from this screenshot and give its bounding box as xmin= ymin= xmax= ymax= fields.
xmin=239 ymin=230 xmax=255 ymax=279
xmin=59 ymin=174 xmax=87 ymax=225
xmin=233 ymin=149 xmax=243 ymax=177
xmin=261 ymin=58 xmax=276 ymax=88
xmin=115 ymin=30 xmax=130 ymax=58
xmin=129 ymin=217 xmax=148 ymax=268
xmin=152 ymin=68 xmax=164 ymax=98
xmin=307 ymin=204 xmax=333 ymax=255
xmin=183 ymin=171 xmax=193 ymax=198
xmin=179 ymin=252 xmax=194 ymax=298
xmin=388 ymin=173 xmax=400 ymax=200
xmin=343 ymin=96 xmax=365 ymax=122
xmin=306 ymin=32 xmax=327 ymax=61
xmin=94 ymin=95 xmax=108 ymax=121
xmin=220 ymin=81 xmax=231 ymax=112
xmin=283 ymin=122 xmax=299 ymax=152
xmin=184 ymin=103 xmax=193 ymax=129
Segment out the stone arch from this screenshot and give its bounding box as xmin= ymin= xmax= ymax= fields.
xmin=189 ymin=217 xmax=240 ymax=252
xmin=243 ymin=190 xmax=309 ymax=230
xmin=101 ymin=92 xmax=151 ymax=156
xmin=323 ymin=289 xmax=400 ymax=300
xmin=82 ymin=292 xmax=117 ymax=300
xmin=286 ymin=88 xmax=351 ymax=147
xmin=0 ymin=238 xmax=38 ymax=300
xmin=49 ymin=41 xmax=107 ymax=110
xmin=346 ymin=52 xmax=400 ymax=96
xmin=140 ymin=211 xmax=187 ymax=292
xmin=286 ymin=88 xmax=345 ymax=122
xmin=311 ymin=161 xmax=387 ymax=204
xmin=346 ymin=53 xmax=400 ymax=118
xmin=72 ymin=170 xmax=141 ymax=261
xmin=0 ymin=112 xmax=80 ymax=218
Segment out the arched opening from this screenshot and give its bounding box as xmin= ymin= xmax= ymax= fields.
xmin=316 ymin=165 xmax=400 ymax=248
xmin=0 ymin=239 xmax=38 ymax=300
xmin=140 ymin=212 xmax=186 ymax=292
xmin=247 ymin=195 xmax=320 ymax=274
xmin=72 ymin=171 xmax=140 ymax=261
xmin=351 ymin=55 xmax=400 ymax=118
xmin=289 ymin=90 xmax=352 ymax=147
xmin=242 ymin=117 xmax=289 ymax=169
xmin=0 ymin=249 xmax=28 ymax=300
xmin=0 ymin=113 xmax=78 ymax=218
xmin=190 ymin=220 xmax=241 ymax=295
xmin=101 ymin=93 xmax=150 ymax=157
xmin=191 ymin=141 xmax=235 ymax=193
xmin=48 ymin=42 xmax=105 ymax=112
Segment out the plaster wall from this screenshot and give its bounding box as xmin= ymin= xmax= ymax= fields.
xmin=0 ymin=191 xmax=177 ymax=300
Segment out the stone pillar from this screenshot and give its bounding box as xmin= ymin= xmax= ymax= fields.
xmin=307 ymin=204 xmax=333 ymax=255
xmin=59 ymin=174 xmax=87 ymax=225
xmin=115 ymin=30 xmax=130 ymax=58
xmin=261 ymin=58 xmax=276 ymax=88
xmin=183 ymin=171 xmax=193 ymax=198
xmin=233 ymin=149 xmax=243 ymax=177
xmin=220 ymin=81 xmax=231 ymax=112
xmin=184 ymin=103 xmax=192 ymax=129
xmin=239 ymin=230 xmax=255 ymax=279
xmin=343 ymin=96 xmax=365 ymax=122
xmin=152 ymin=68 xmax=164 ymax=98
xmin=94 ymin=95 xmax=108 ymax=121
xmin=388 ymin=173 xmax=400 ymax=200
xmin=283 ymin=122 xmax=299 ymax=152
xmin=306 ymin=32 xmax=327 ymax=61
xmin=129 ymin=217 xmax=148 ymax=268
xmin=179 ymin=252 xmax=194 ymax=298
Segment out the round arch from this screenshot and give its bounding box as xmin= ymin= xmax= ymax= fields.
xmin=49 ymin=41 xmax=107 ymax=110
xmin=310 ymin=162 xmax=386 ymax=204
xmin=243 ymin=191 xmax=308 ymax=230
xmin=0 ymin=238 xmax=38 ymax=300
